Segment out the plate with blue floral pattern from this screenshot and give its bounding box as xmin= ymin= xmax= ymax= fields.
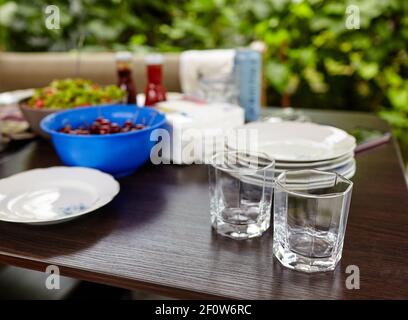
xmin=0 ymin=167 xmax=119 ymax=225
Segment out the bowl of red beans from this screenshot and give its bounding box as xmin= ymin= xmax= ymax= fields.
xmin=40 ymin=105 xmax=166 ymax=177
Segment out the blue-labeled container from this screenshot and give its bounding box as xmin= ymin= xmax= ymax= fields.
xmin=41 ymin=105 xmax=166 ymax=177
xmin=234 ymin=49 xmax=261 ymax=122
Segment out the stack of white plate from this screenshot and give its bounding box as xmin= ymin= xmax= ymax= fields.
xmin=226 ymin=121 xmax=356 ymax=187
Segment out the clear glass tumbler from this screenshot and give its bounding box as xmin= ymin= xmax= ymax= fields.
xmin=273 ymin=170 xmax=353 ymax=272
xmin=197 ymin=73 xmax=239 ymax=104
xmin=209 ymin=151 xmax=275 ymax=240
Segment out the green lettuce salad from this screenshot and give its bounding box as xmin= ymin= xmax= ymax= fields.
xmin=28 ymin=79 xmax=125 ymax=109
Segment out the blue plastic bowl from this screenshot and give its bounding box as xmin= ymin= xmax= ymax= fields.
xmin=41 ymin=105 xmax=166 ymax=177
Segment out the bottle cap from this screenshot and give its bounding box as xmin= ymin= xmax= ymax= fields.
xmin=145 ymin=54 xmax=164 ymax=65
xmin=115 ymin=51 xmax=133 ymax=61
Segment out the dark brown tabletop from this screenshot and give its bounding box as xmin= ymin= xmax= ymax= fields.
xmin=0 ymin=108 xmax=407 ymax=299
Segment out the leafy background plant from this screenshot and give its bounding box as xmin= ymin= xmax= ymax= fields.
xmin=0 ymin=0 xmax=407 ymax=164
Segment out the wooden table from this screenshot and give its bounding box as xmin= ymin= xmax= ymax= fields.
xmin=0 ymin=109 xmax=407 ymax=299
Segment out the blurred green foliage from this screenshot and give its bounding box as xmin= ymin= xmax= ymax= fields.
xmin=0 ymin=0 xmax=407 ymax=159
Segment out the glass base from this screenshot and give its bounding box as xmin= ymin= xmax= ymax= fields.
xmin=273 ymin=242 xmax=341 ymax=273
xmin=211 ymin=214 xmax=270 ymax=240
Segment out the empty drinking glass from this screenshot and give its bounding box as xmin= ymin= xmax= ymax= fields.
xmin=273 ymin=170 xmax=353 ymax=272
xmin=197 ymin=72 xmax=239 ymax=104
xmin=209 ymin=151 xmax=274 ymax=240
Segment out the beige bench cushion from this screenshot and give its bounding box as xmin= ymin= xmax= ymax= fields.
xmin=0 ymin=52 xmax=181 ymax=93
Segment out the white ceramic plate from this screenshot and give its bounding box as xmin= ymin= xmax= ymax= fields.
xmin=0 ymin=167 xmax=120 ymax=225
xmin=0 ymin=89 xmax=35 ymax=105
xmin=232 ymin=160 xmax=356 ymax=186
xmin=275 ymin=152 xmax=354 ymax=169
xmin=235 ymin=150 xmax=354 ymax=170
xmin=272 ymin=159 xmax=356 ymax=182
xmin=236 ymin=163 xmax=356 ymax=190
xmin=227 ymin=121 xmax=356 ymax=162
xmin=274 ymin=157 xmax=355 ymax=173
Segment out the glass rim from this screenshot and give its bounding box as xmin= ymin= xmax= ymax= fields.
xmin=275 ymin=169 xmax=353 ymax=199
xmin=210 ymin=150 xmax=275 ymax=174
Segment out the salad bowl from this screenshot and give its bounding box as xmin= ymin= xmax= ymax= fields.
xmin=19 ymin=79 xmax=125 ymax=138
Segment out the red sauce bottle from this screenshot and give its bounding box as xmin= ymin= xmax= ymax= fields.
xmin=144 ymin=54 xmax=167 ymax=106
xmin=115 ymin=52 xmax=136 ymax=104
